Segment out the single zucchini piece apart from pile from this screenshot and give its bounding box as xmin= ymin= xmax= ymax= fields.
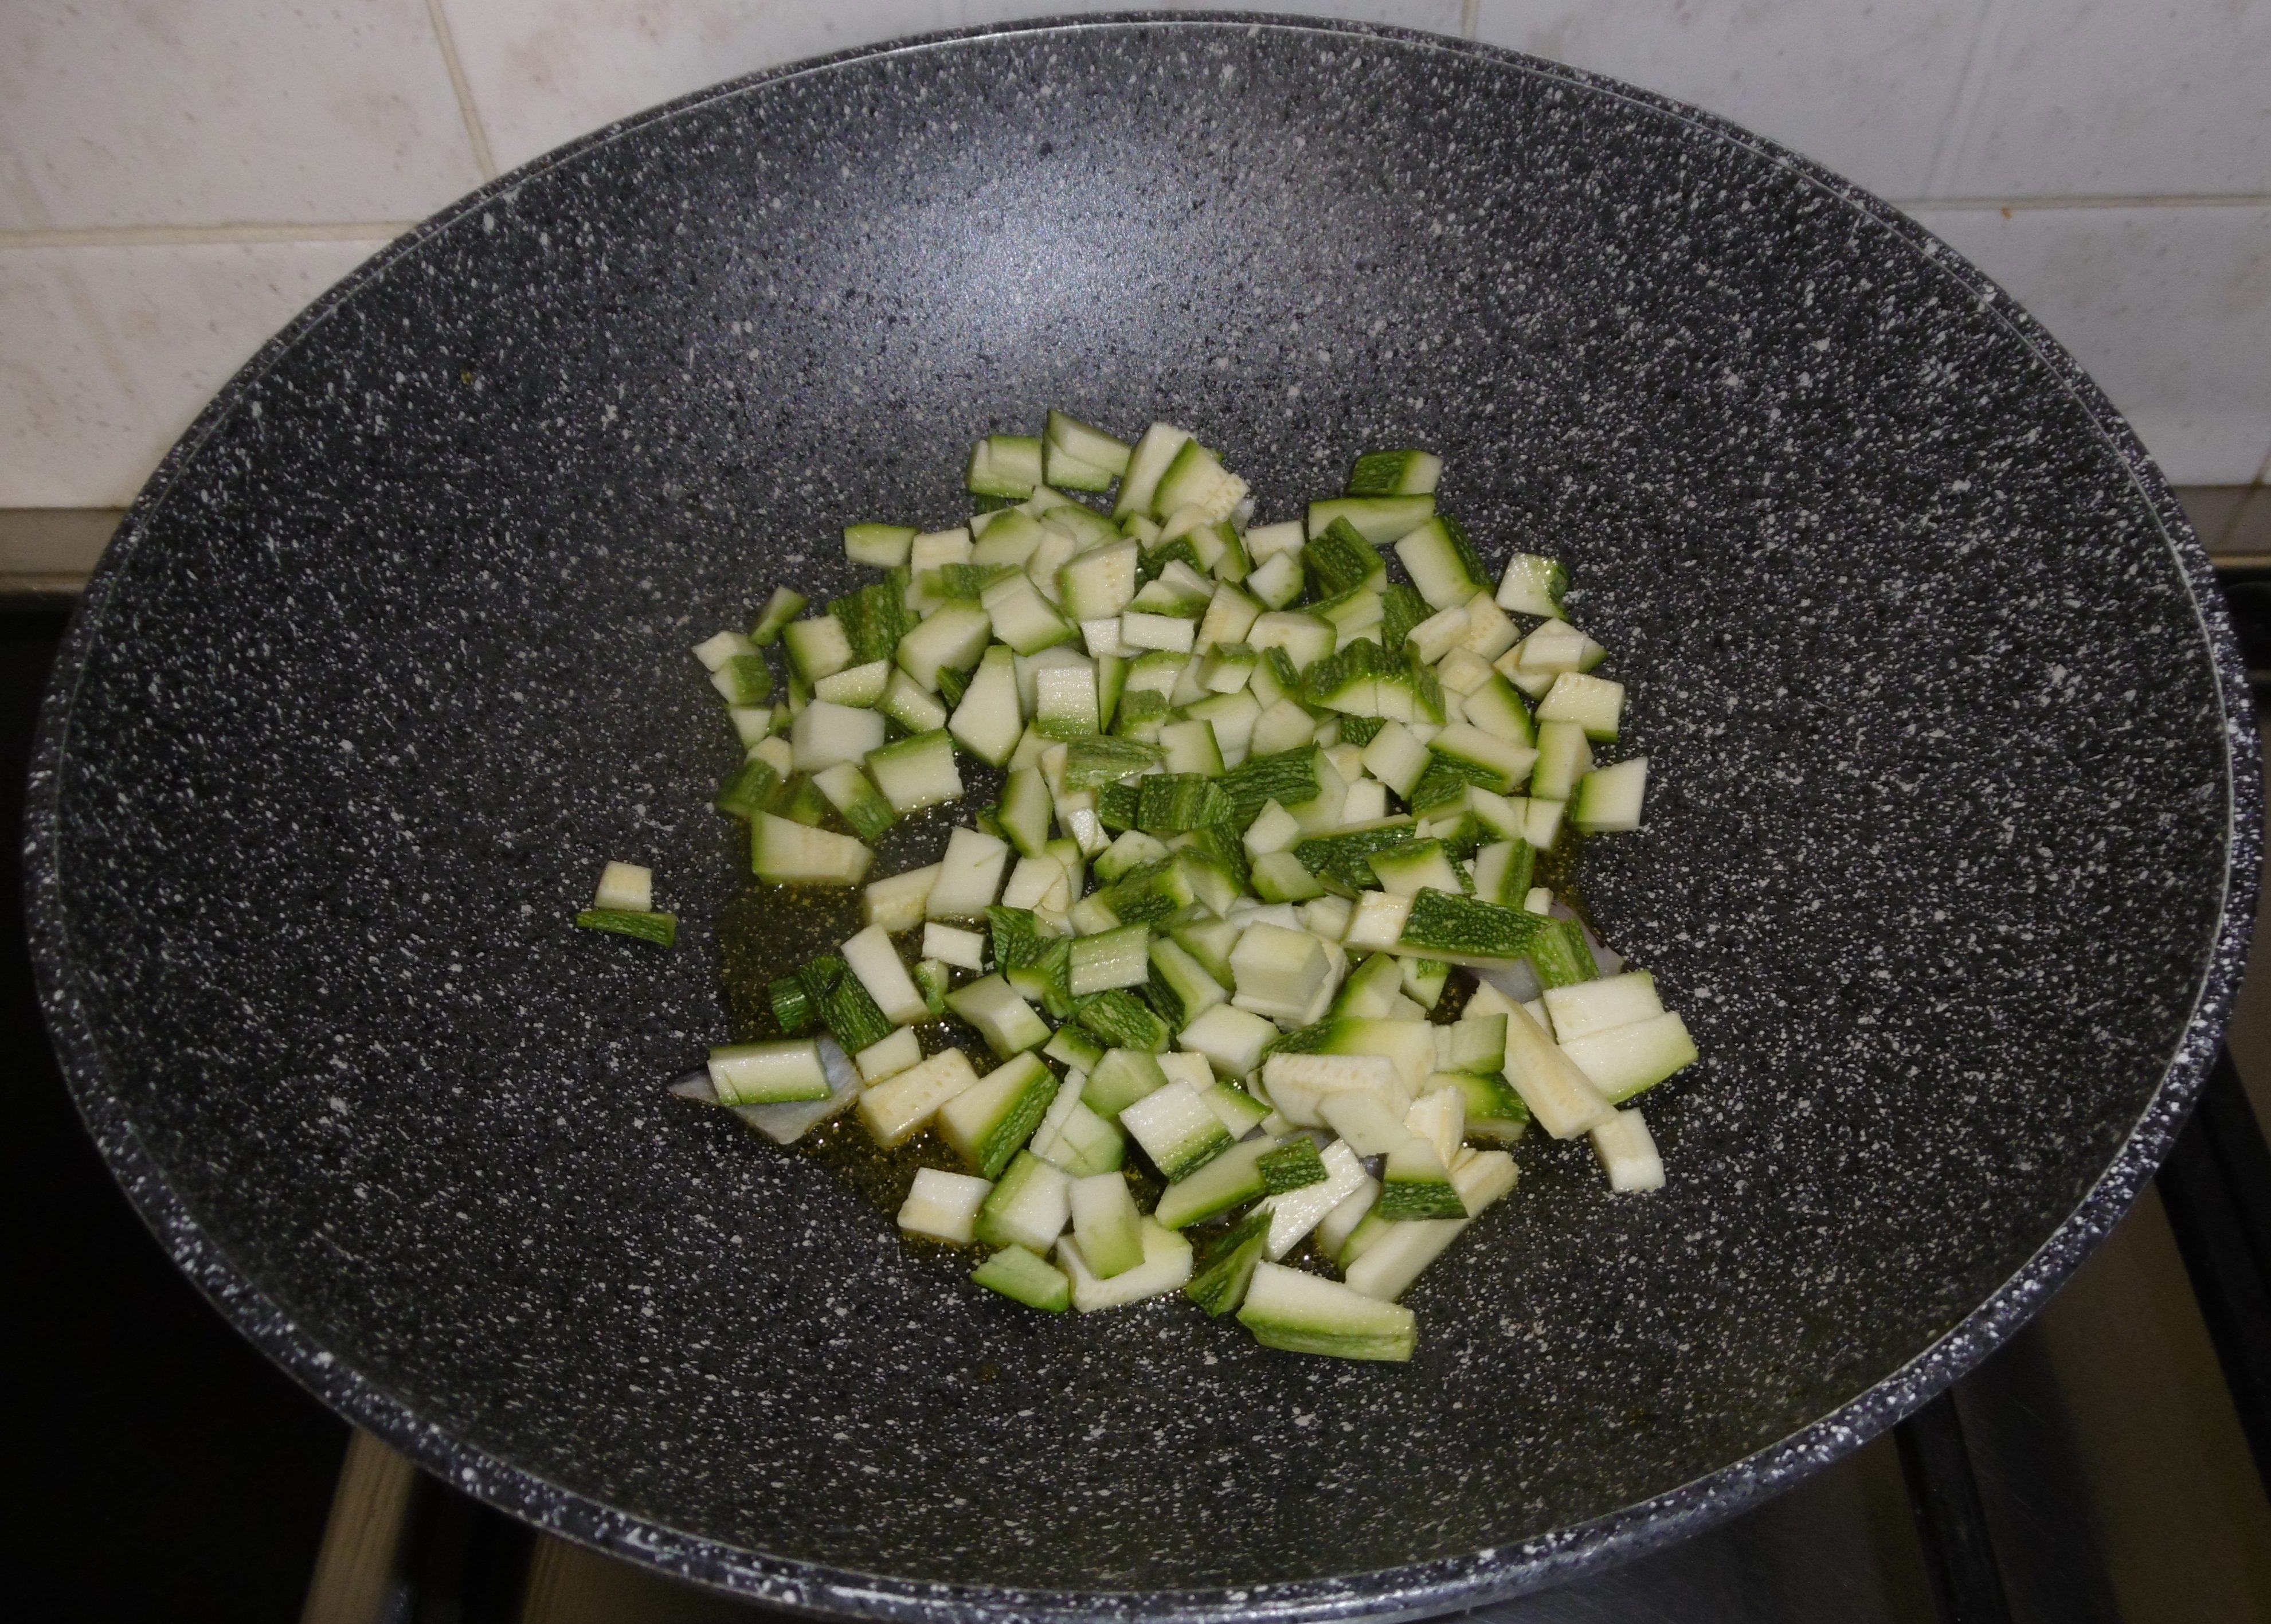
xmin=1238 ymin=1261 xmax=1416 ymax=1361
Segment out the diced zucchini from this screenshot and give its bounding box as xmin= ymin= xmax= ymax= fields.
xmin=1591 ymin=1108 xmax=1666 ymax=1191
xmin=1067 ymin=922 xmax=1151 ymax=996
xmin=1074 ymin=988 xmax=1169 ymax=1052
xmin=1495 ymin=553 xmax=1569 ymax=620
xmin=973 ymin=1149 xmax=1072 ymax=1251
xmin=895 ymin=602 xmax=993 ymax=692
xmin=1393 ymin=515 xmax=1490 ymax=611
xmin=1150 ymin=439 xmax=1247 ymax=521
xmin=749 ymin=587 xmax=808 ymax=647
xmin=879 ymin=669 xmax=951 ymax=734
xmin=1559 ymin=1012 xmax=1699 ymax=1102
xmin=1184 ymin=1209 xmax=1273 ymax=1316
xmin=1340 ymin=1217 xmax=1467 ymax=1303
xmin=1246 ymin=550 xmax=1305 ymax=610
xmin=860 ymin=731 xmax=960 ymax=818
xmin=981 ymin=570 xmax=1078 ymax=656
xmin=945 ymin=973 xmax=1051 ymax=1058
xmin=1366 ymin=839 xmax=1462 ymax=898
xmin=1401 ymin=956 xmax=1449 ymax=1009
xmin=1239 ymin=1261 xmax=1416 ymax=1360
xmin=1174 ymin=1004 xmax=1278 ymax=1081
xmin=1304 ymin=495 xmax=1435 ymax=546
xmin=1572 ymin=756 xmax=1649 ymax=833
xmin=1121 ymin=1078 xmax=1236 ymax=1181
xmin=1047 ymin=409 xmax=1133 ymax=477
xmin=1146 ymin=937 xmax=1229 ymax=1028
xmin=855 ymin=1026 xmax=923 ymax=1083
xmin=844 ymin=523 xmax=915 ymax=568
xmin=1080 ymin=1046 xmax=1167 ymax=1120
xmin=1153 ymin=1134 xmax=1279 ymax=1228
xmin=1058 ymin=1217 xmax=1193 ymax=1310
xmin=1346 ymin=448 xmax=1442 ymax=497
xmin=1543 ymin=971 xmax=1663 ymax=1039
xmin=1313 ymin=1173 xmax=1381 ymax=1262
xmin=1249 ymin=850 xmax=1325 ymax=903
xmin=1028 ymin=1076 xmax=1125 ymax=1176
xmin=1204 ymin=1079 xmax=1270 ymax=1137
xmin=782 ymin=615 xmax=853 ymax=683
xmin=1246 ymin=611 xmax=1337 ymax=672
xmin=812 ymin=762 xmax=894 ymax=842
xmin=1536 ymin=672 xmax=1625 ymax=742
xmin=592 ymin=861 xmax=653 ymax=913
xmin=898 ymin=1167 xmax=992 ymax=1245
xmin=971 ymin=1244 xmax=1071 ymax=1311
xmin=710 ymin=652 xmax=776 ymax=706
xmin=947 ymin=645 xmax=1024 ymax=767
xmin=1069 ymin=1171 xmax=1146 ymax=1278
xmin=937 ymin=1052 xmax=1059 ymax=1178
xmin=857 ymin=1047 xmax=982 ymax=1146
xmin=706 ymin=1040 xmax=829 ymax=1106
xmin=752 ymin=813 xmax=874 ymax=887
xmin=837 ymin=923 xmax=928 ymax=1027
xmin=927 ymin=826 xmax=1012 ymax=920
xmin=864 ymin=862 xmax=939 ymax=933
xmin=790 ymin=699 xmax=888 ymax=774
xmin=1033 ymin=658 xmax=1101 ymax=739
xmin=966 ymin=433 xmax=1044 ymax=499
xmin=1112 ymin=423 xmax=1194 ymax=521
xmin=1501 ymin=1001 xmax=1616 ymax=1137
xmin=1228 ymin=922 xmax=1333 ymax=1022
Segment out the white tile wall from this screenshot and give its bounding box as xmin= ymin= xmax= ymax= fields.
xmin=0 ymin=1 xmax=484 ymax=230
xmin=2 ymin=1 xmax=2265 ymax=508
xmin=0 ymin=239 xmax=382 ymax=507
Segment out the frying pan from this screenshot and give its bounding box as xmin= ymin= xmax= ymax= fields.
xmin=25 ymin=13 xmax=2258 ymax=1620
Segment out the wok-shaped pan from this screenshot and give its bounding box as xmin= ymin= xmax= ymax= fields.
xmin=26 ymin=14 xmax=2257 ymax=1621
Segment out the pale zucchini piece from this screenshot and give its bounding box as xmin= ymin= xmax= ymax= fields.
xmin=1250 ymin=698 xmax=1318 ymax=757
xmin=855 ymin=1026 xmax=923 ymax=1083
xmin=971 ymin=1245 xmax=1070 ymax=1310
xmin=1058 ymin=1218 xmax=1194 ymax=1310
xmin=1340 ymin=1218 xmax=1467 ymax=1303
xmin=1393 ymin=516 xmax=1491 ymax=611
xmin=937 ymin=1052 xmax=1058 ymax=1179
xmin=909 ymin=527 xmax=974 ymax=572
xmin=841 ymin=924 xmax=929 ymax=1026
xmin=1121 ymin=1079 xmax=1236 ymax=1181
xmin=792 ymin=699 xmax=887 ymax=773
xmin=1176 ymin=1004 xmax=1279 ymax=1080
xmin=1461 ymin=594 xmax=1520 ymax=660
xmin=1262 ymin=1050 xmax=1412 ymax=1130
xmin=1028 ymin=1077 xmax=1126 ymax=1177
xmin=1069 ymin=922 xmax=1152 ymax=995
xmin=814 ymin=659 xmax=891 ymax=711
xmin=707 ymin=1040 xmax=829 ymax=1106
xmin=1524 ymin=797 xmax=1567 ymax=849
xmin=692 ymin=629 xmax=758 ymax=672
xmin=1369 ymin=840 xmax=1464 ymax=898
xmin=982 ymin=570 xmax=1078 ymax=655
xmin=1319 ymin=1090 xmax=1414 ymax=1156
xmin=1495 ymin=553 xmax=1569 ymax=619
xmin=1122 ymin=611 xmax=1198 ymax=653
xmin=752 ymin=814 xmax=873 ymax=887
xmin=1449 ymin=1145 xmax=1519 ymax=1215
xmin=1059 ymin=538 xmax=1141 ymax=621
xmin=1246 ymin=550 xmax=1305 ymax=610
xmin=895 ymin=602 xmax=993 ymax=692
xmin=1404 ymin=1086 xmax=1466 ymax=1167
xmin=1536 ymin=671 xmax=1625 ymax=741
xmin=867 ymin=730 xmax=964 ymax=816
xmin=1244 ymin=519 xmax=1306 ymax=561
xmin=1303 ymin=495 xmax=1435 ymax=545
xmin=1152 ymin=1134 xmax=1280 ymax=1228
xmin=1572 ymin=756 xmax=1649 ymax=833
xmin=879 ymin=669 xmax=951 ymax=734
xmin=898 ymin=1167 xmax=992 ymax=1245
xmin=1113 ymin=423 xmax=1194 ymax=521
xmin=975 ymin=1151 xmax=1073 ymax=1251
xmin=945 ymin=974 xmax=1052 ymax=1059
xmin=1314 ymin=1175 xmax=1381 ymax=1262
xmin=864 ymin=862 xmax=940 ymax=932
xmin=926 ymin=826 xmax=1012 ymax=919
xmin=815 ymin=762 xmax=895 ymax=842
xmin=1542 ymin=971 xmax=1663 ymax=1040
xmin=1229 ymin=922 xmax=1333 ymax=1022
xmin=1558 ymin=1012 xmax=1699 ymax=1102
xmin=782 ymin=615 xmax=853 ymax=683
xmin=1259 ymin=1139 xmax=1368 ymax=1259
xmin=1341 ymin=890 xmax=1415 ymax=953
xmin=1241 ymin=798 xmax=1305 ymax=858
xmin=1046 ymin=409 xmax=1133 ymax=476
xmin=922 ymin=921 xmax=988 ymax=972
xmin=593 ymin=861 xmax=652 ymax=913
xmin=949 ymin=645 xmax=1025 ymax=767
xmin=1070 ymin=1172 xmax=1146 ymax=1278
xmin=1591 ymin=1108 xmax=1666 ymax=1191
xmin=1246 ymin=611 xmax=1337 ymax=670
xmin=1500 ymin=1000 xmax=1616 ymax=1137
xmin=1240 ymin=1260 xmax=1416 ymax=1360
xmin=1528 ymin=719 xmax=1593 ymax=802
xmin=856 ymin=1046 xmax=982 ymax=1147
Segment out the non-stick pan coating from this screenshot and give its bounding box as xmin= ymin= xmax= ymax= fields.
xmin=25 ymin=15 xmax=2257 ymax=1622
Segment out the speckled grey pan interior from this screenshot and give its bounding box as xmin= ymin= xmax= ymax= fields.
xmin=25 ymin=13 xmax=2260 ymax=1621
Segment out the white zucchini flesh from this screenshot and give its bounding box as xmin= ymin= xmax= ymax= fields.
xmin=1058 ymin=1218 xmax=1193 ymax=1310
xmin=864 ymin=863 xmax=939 ymax=933
xmin=867 ymin=731 xmax=964 ymax=814
xmin=1448 ymin=1146 xmax=1518 ymax=1215
xmin=855 ymin=1026 xmax=922 ymax=1083
xmin=898 ymin=1168 xmax=993 ymax=1245
xmin=1228 ymin=922 xmax=1332 ymax=1019
xmin=676 ymin=1037 xmax=860 ymax=1144
xmin=593 ymin=861 xmax=652 ymax=913
xmin=1500 ymin=1000 xmax=1616 ymax=1138
xmin=790 ymin=700 xmax=887 ymax=773
xmin=1262 ymin=1051 xmax=1411 ymax=1130
xmin=753 ymin=815 xmax=873 ymax=887
xmin=1557 ymin=1012 xmax=1700 ymax=1102
xmin=1342 ymin=1217 xmax=1469 ymax=1302
xmin=1535 ymin=671 xmax=1626 ymax=741
xmin=1590 ymin=1108 xmax=1665 ymax=1192
xmin=708 ymin=1040 xmax=829 ymax=1105
xmin=1239 ymin=1261 xmax=1416 ymax=1360
xmin=949 ymin=649 xmax=1026 ymax=766
xmin=1260 ymin=1140 xmax=1368 ymax=1259
xmin=1174 ymin=1004 xmax=1279 ymax=1080
xmin=1572 ymin=756 xmax=1650 ymax=833
xmin=1542 ymin=971 xmax=1664 ymax=1040
xmin=1319 ymin=1090 xmax=1413 ymax=1155
xmin=1313 ymin=1174 xmax=1380 ymax=1261
xmin=926 ymin=827 xmax=1011 ymax=920
xmin=1404 ymin=1087 xmax=1466 ymax=1166
xmin=1068 ymin=1172 xmax=1146 ymax=1278
xmin=856 ymin=1047 xmax=981 ymax=1147
xmin=841 ymin=924 xmax=930 ymax=1027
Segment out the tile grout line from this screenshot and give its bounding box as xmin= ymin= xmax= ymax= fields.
xmin=0 ymin=222 xmax=417 ymax=250
xmin=424 ymin=0 xmax=498 ymax=181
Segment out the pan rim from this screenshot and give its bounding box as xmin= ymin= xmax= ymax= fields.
xmin=22 ymin=10 xmax=2260 ymax=1620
